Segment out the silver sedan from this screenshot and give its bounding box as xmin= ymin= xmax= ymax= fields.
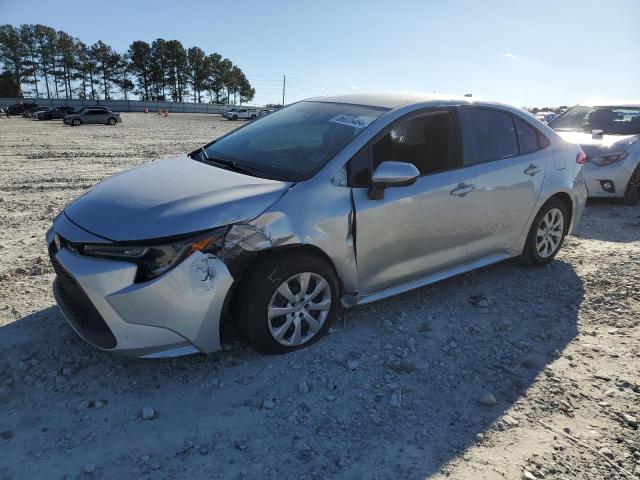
xmin=47 ymin=93 xmax=587 ymax=358
xmin=63 ymin=108 xmax=121 ymax=126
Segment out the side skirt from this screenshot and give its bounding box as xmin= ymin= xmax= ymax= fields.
xmin=350 ymin=252 xmax=512 ymax=306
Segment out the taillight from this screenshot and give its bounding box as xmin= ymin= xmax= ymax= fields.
xmin=576 ymin=151 xmax=587 ymax=165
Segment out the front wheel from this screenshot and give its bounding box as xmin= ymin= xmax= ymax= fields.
xmin=235 ymin=252 xmax=339 ymax=354
xmin=232 ymin=115 xmax=238 ymax=120
xmin=72 ymin=118 xmax=81 ymax=126
xmin=521 ymin=198 xmax=568 ymax=266
xmin=621 ymin=165 xmax=640 ymax=206
xmin=107 ymin=117 xmax=117 ymax=125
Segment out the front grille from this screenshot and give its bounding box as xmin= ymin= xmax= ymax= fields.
xmin=49 ymin=244 xmax=117 ymax=349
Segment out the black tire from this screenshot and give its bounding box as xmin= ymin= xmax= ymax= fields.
xmin=621 ymin=165 xmax=640 ymax=206
xmin=234 ymin=251 xmax=339 ymax=354
xmin=521 ymin=197 xmax=569 ymax=266
xmin=107 ymin=117 xmax=117 ymax=125
xmin=250 ymin=114 xmax=256 ymax=120
xmin=72 ymin=118 xmax=81 ymax=127
xmin=232 ymin=115 xmax=238 ymax=121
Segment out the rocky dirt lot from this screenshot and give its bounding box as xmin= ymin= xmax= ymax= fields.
xmin=0 ymin=113 xmax=638 ymax=479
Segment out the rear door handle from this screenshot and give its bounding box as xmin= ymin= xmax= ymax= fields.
xmin=450 ymin=183 xmax=475 ymax=197
xmin=524 ymin=164 xmax=541 ymax=176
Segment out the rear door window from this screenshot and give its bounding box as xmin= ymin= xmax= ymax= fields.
xmin=464 ymin=108 xmax=519 ymax=164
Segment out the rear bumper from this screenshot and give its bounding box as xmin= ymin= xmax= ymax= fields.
xmin=47 ymin=228 xmax=234 ymax=358
xmin=570 ymin=173 xmax=588 ymax=234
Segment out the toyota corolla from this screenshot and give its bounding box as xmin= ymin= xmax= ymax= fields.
xmin=47 ymin=93 xmax=587 ymax=358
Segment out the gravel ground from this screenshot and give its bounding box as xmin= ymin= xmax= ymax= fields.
xmin=0 ymin=113 xmax=638 ymax=479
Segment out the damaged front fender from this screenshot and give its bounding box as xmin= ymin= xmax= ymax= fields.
xmin=217 ymin=179 xmax=358 ymax=296
xmin=224 ymin=224 xmax=275 ymax=252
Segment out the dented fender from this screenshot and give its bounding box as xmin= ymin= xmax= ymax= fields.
xmin=218 ymin=180 xmax=359 ymax=295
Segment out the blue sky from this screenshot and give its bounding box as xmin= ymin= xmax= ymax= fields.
xmin=2 ymin=0 xmax=639 ymax=107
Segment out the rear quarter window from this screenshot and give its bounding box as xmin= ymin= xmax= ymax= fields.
xmin=514 ymin=117 xmax=539 ymax=154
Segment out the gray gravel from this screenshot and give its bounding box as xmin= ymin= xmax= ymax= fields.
xmin=0 ymin=114 xmax=639 ymax=479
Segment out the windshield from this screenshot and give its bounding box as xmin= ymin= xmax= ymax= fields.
xmin=550 ymin=105 xmax=640 ymax=135
xmin=201 ymin=101 xmax=388 ymax=181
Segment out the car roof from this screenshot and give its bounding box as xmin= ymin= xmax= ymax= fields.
xmin=308 ymin=92 xmax=476 ymax=109
xmin=578 ymin=100 xmax=640 ymax=108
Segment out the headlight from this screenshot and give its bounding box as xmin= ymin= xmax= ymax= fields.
xmin=588 ymin=151 xmax=628 ymax=166
xmin=82 ymin=228 xmax=227 ymax=282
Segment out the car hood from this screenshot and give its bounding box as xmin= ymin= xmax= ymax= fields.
xmin=556 ymin=131 xmax=639 ymax=155
xmin=64 ymin=155 xmax=291 ymax=242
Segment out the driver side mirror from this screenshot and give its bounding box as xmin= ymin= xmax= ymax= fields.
xmin=368 ymin=161 xmax=420 ymax=200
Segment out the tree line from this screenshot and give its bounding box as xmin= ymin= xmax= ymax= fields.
xmin=0 ymin=24 xmax=255 ymax=104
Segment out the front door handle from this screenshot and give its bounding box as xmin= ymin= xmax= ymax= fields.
xmin=450 ymin=183 xmax=475 ymax=197
xmin=524 ymin=164 xmax=541 ymax=176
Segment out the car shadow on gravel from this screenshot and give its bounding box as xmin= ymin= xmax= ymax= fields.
xmin=0 ymin=259 xmax=583 ymax=479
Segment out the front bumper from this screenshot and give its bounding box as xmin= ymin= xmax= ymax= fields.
xmin=582 ymin=157 xmax=636 ymax=198
xmin=47 ymin=227 xmax=234 ymax=358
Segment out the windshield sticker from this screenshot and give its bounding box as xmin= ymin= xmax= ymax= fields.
xmin=329 ymin=114 xmax=374 ymax=130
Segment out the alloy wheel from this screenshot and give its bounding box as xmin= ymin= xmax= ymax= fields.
xmin=267 ymin=272 xmax=332 ymax=347
xmin=536 ymin=208 xmax=564 ymax=258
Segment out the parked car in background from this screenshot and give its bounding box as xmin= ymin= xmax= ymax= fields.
xmin=63 ymin=108 xmax=121 ymax=126
xmin=7 ymin=102 xmax=39 ymax=116
xmin=223 ymin=107 xmax=259 ymax=120
xmin=21 ymin=104 xmax=44 ymax=118
xmin=36 ymin=106 xmax=76 ymax=120
xmin=30 ymin=107 xmax=49 ymax=118
xmin=535 ymin=111 xmax=557 ymax=124
xmin=47 ymin=93 xmax=587 ymax=358
xmin=259 ymin=109 xmax=274 ymax=117
xmin=550 ymin=101 xmax=640 ymax=205
xmin=74 ymin=106 xmax=110 ymax=114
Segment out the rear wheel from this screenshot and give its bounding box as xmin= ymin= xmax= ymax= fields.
xmin=235 ymin=251 xmax=339 ymax=354
xmin=621 ymin=165 xmax=640 ymax=206
xmin=72 ymin=118 xmax=81 ymax=126
xmin=521 ymin=198 xmax=568 ymax=266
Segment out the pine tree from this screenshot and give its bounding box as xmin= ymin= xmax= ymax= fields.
xmin=127 ymin=40 xmax=152 ymax=100
xmin=0 ymin=24 xmax=25 ymax=96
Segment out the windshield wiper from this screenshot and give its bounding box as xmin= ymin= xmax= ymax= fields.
xmin=201 ymin=154 xmax=270 ymax=178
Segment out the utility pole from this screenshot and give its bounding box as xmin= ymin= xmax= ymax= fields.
xmin=282 ymin=75 xmax=286 ymax=106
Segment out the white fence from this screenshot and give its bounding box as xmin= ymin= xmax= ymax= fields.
xmin=0 ymin=98 xmax=261 ymax=114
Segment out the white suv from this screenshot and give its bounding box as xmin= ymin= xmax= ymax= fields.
xmin=223 ymin=108 xmax=258 ymax=121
